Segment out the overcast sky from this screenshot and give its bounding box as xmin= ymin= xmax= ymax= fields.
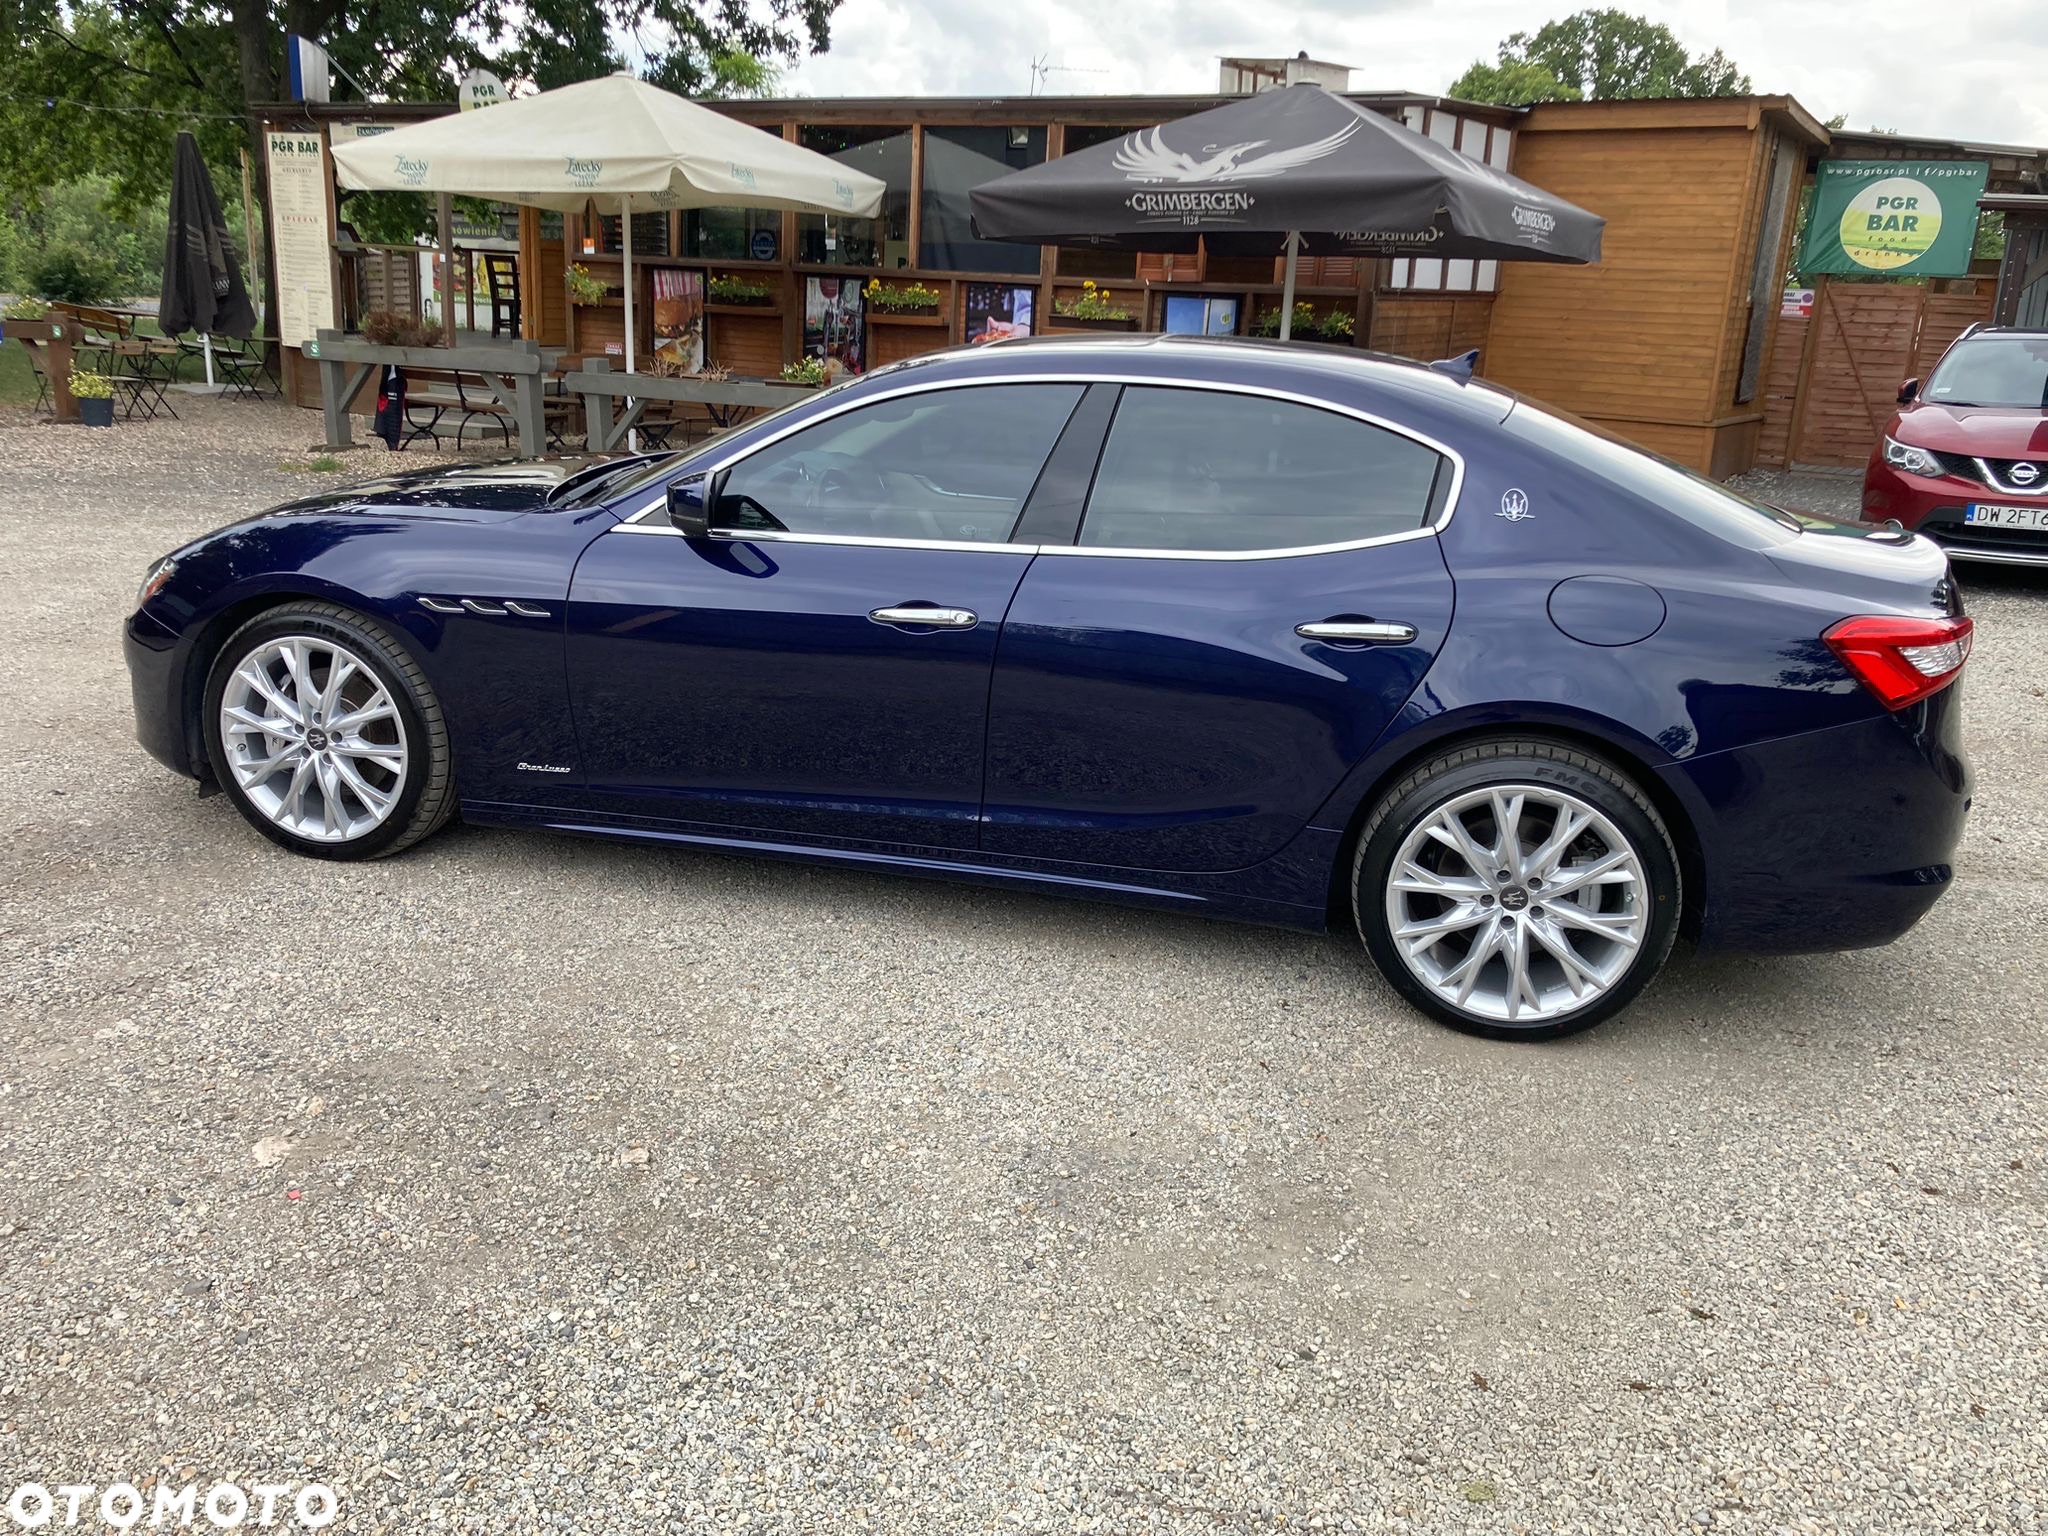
xmin=778 ymin=0 xmax=2048 ymax=148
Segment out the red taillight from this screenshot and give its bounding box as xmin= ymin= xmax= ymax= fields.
xmin=1823 ymin=614 xmax=1974 ymax=710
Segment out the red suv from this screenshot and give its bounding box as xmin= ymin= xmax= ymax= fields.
xmin=1862 ymin=326 xmax=2048 ymax=567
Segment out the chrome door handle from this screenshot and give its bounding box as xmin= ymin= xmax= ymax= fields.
xmin=1296 ymin=620 xmax=1417 ymax=645
xmin=869 ymin=605 xmax=979 ymax=630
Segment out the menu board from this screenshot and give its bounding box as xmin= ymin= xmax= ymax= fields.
xmin=266 ymin=129 xmax=337 ymax=348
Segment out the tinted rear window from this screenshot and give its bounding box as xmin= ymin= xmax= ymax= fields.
xmin=1501 ymin=401 xmax=1799 ymax=550
xmin=1080 ymin=386 xmax=1443 ymax=553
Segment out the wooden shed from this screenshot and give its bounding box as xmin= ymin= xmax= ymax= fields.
xmin=1483 ymin=96 xmax=1829 ymax=477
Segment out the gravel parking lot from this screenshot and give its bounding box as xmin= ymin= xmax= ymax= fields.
xmin=2 ymin=397 xmax=2044 ymax=1534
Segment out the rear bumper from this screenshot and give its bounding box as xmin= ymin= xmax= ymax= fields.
xmin=1662 ymin=692 xmax=1970 ymax=953
xmin=1861 ymin=457 xmax=2048 ymax=566
xmin=124 ymin=609 xmax=200 ymax=779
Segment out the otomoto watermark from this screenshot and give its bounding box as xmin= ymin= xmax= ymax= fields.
xmin=3 ymin=1482 xmax=338 ymax=1530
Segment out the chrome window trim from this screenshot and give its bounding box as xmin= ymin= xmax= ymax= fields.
xmin=612 ymin=371 xmax=1464 ymax=561
xmin=610 ymin=522 xmax=1043 ymax=555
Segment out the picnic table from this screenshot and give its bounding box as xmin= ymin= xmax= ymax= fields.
xmin=51 ymin=303 xmax=185 ymax=421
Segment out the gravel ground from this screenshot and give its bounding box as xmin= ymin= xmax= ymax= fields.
xmin=2 ymin=398 xmax=2044 ymax=1534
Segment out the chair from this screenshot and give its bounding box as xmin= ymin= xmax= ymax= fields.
xmin=190 ymin=337 xmax=273 ymax=400
xmin=482 ymin=253 xmax=521 ymax=339
xmin=18 ymin=340 xmax=53 ymax=416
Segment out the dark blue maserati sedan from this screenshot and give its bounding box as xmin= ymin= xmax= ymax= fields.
xmin=125 ymin=337 xmax=1973 ymax=1039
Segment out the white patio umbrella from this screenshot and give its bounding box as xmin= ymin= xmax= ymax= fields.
xmin=333 ymin=75 xmax=884 ymax=441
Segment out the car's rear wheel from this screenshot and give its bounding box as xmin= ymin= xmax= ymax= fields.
xmin=202 ymin=601 xmax=455 ymax=860
xmin=1352 ymin=738 xmax=1680 ymax=1041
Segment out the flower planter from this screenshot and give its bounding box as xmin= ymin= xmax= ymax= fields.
xmin=78 ymin=396 xmax=115 ymax=427
xmin=1055 ymin=314 xmax=1138 ymax=332
xmin=869 ymin=308 xmax=946 ymax=332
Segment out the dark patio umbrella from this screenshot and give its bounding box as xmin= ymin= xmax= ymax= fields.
xmin=160 ymin=130 xmax=256 ymax=365
xmin=970 ymin=83 xmax=1604 ymax=337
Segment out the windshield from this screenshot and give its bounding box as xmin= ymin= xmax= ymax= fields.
xmin=1924 ymin=334 xmax=2048 ymax=409
xmin=546 ymin=452 xmax=680 ymax=510
xmin=549 ymin=373 xmax=869 ymax=512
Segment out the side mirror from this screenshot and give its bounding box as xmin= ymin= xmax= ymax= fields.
xmin=666 ymin=472 xmax=715 ymax=537
xmin=1897 ymin=377 xmax=1920 ymax=405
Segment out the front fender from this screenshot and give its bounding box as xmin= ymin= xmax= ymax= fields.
xmin=138 ymin=509 xmax=610 ymax=803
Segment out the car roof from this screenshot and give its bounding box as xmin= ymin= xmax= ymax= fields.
xmin=852 ymin=333 xmax=1517 ymax=428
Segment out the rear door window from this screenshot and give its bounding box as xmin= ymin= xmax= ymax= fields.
xmin=1078 ymin=386 xmax=1443 ymax=553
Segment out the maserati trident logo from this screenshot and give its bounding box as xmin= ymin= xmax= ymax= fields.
xmin=1498 ymin=488 xmax=1534 ymax=522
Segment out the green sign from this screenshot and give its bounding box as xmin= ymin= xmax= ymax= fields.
xmin=1800 ymin=159 xmax=1988 ymax=278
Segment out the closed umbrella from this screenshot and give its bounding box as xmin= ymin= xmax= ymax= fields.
xmin=971 ymin=83 xmax=1604 ymax=338
xmin=161 ymin=130 xmax=257 ymax=383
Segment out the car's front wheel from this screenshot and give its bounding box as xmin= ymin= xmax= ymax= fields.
xmin=1352 ymin=738 xmax=1681 ymax=1041
xmin=202 ymin=601 xmax=455 ymax=860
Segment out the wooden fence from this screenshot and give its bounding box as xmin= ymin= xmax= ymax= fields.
xmin=1756 ymin=277 xmax=1993 ymax=470
xmin=567 ymin=360 xmax=817 ymax=453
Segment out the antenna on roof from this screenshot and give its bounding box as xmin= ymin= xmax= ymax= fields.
xmin=1029 ymin=54 xmax=1110 ymax=95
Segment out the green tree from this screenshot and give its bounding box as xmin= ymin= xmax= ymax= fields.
xmin=0 ymin=2 xmax=838 ymax=215
xmin=0 ymin=175 xmax=188 ymax=295
xmin=1449 ymin=9 xmax=1750 ymax=105
xmin=1448 ymin=59 xmax=1581 ymax=106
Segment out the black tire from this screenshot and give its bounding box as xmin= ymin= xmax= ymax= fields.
xmin=1351 ymin=737 xmax=1681 ymax=1042
xmin=202 ymin=600 xmax=456 ymax=861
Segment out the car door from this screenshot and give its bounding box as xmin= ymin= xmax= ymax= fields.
xmin=564 ymin=380 xmax=1089 ymax=849
xmin=980 ymin=381 xmax=1458 ymax=873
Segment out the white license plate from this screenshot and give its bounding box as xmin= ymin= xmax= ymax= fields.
xmin=1965 ymin=503 xmax=2048 ymax=532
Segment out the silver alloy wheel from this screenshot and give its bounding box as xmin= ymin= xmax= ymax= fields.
xmin=219 ymin=635 xmax=408 ymax=844
xmin=1383 ymin=783 xmax=1648 ymax=1026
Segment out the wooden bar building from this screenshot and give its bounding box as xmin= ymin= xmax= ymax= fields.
xmin=263 ymin=85 xmax=1841 ymax=474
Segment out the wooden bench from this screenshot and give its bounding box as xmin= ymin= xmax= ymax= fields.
xmin=401 ymin=366 xmax=576 ymax=451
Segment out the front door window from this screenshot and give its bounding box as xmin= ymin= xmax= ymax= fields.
xmin=715 ymin=383 xmax=1086 ymax=545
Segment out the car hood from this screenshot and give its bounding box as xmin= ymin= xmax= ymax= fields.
xmin=262 ymin=456 xmax=627 ymax=523
xmin=1895 ymin=403 xmax=2048 ymax=458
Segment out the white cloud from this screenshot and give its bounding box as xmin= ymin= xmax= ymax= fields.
xmin=784 ymin=0 xmax=2048 ymax=147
